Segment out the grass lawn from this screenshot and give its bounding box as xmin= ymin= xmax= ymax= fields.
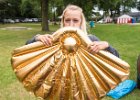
xmin=0 ymin=23 xmax=140 ymax=100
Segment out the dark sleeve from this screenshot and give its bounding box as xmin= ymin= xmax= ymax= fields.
xmin=88 ymin=34 xmax=100 ymax=41
xmin=105 ymin=46 xmax=119 ymax=57
xmin=25 ymin=35 xmax=37 ymax=45
xmin=88 ymin=34 xmax=119 ymax=57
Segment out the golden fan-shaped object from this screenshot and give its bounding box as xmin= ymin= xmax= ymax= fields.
xmin=11 ymin=27 xmax=130 ymax=100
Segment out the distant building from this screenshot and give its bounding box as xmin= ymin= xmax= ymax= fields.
xmin=127 ymin=12 xmax=140 ymax=23
xmin=104 ymin=16 xmax=113 ymax=23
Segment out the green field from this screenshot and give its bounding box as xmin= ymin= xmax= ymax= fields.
xmin=0 ymin=23 xmax=140 ymax=100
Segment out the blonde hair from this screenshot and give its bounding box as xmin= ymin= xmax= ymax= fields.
xmin=61 ymin=5 xmax=88 ymax=34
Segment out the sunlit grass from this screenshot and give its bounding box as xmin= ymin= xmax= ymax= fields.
xmin=0 ymin=23 xmax=140 ymax=100
xmin=91 ymin=24 xmax=140 ymax=80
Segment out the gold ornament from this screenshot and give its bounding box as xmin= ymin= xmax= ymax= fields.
xmin=11 ymin=27 xmax=130 ymax=100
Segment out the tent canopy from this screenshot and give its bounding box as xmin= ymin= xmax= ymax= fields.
xmin=117 ymin=14 xmax=133 ymax=24
xmin=118 ymin=14 xmax=132 ymax=18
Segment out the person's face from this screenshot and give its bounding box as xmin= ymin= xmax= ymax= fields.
xmin=63 ymin=10 xmax=82 ymax=28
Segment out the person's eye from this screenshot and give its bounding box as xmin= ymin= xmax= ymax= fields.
xmin=65 ymin=19 xmax=70 ymax=22
xmin=73 ymin=19 xmax=79 ymax=23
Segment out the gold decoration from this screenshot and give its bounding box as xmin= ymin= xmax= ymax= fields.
xmin=11 ymin=27 xmax=130 ymax=100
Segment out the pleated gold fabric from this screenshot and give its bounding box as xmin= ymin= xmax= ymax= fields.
xmin=11 ymin=27 xmax=130 ymax=100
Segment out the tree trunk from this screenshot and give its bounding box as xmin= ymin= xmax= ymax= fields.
xmin=41 ymin=0 xmax=49 ymax=31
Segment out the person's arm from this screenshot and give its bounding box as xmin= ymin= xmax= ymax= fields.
xmin=105 ymin=45 xmax=119 ymax=57
xmin=26 ymin=34 xmax=53 ymax=46
xmin=88 ymin=35 xmax=119 ymax=57
xmin=25 ymin=34 xmax=39 ymax=45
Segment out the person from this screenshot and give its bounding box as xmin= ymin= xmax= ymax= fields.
xmin=137 ymin=55 xmax=140 ymax=89
xmin=89 ymin=20 xmax=95 ymax=28
xmin=26 ymin=4 xmax=119 ymax=57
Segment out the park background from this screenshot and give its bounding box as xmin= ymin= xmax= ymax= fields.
xmin=0 ymin=0 xmax=140 ymax=100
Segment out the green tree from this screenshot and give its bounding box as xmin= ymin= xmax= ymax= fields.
xmin=41 ymin=0 xmax=64 ymax=30
xmin=97 ymin=0 xmax=121 ymax=16
xmin=0 ymin=0 xmax=22 ymax=18
xmin=121 ymin=0 xmax=136 ymax=13
xmin=97 ymin=0 xmax=136 ymax=18
xmin=21 ymin=0 xmax=35 ymax=18
xmin=0 ymin=0 xmax=7 ymax=19
xmin=137 ymin=1 xmax=140 ymax=10
xmin=63 ymin=0 xmax=95 ymax=20
xmin=31 ymin=0 xmax=41 ymax=18
xmin=49 ymin=0 xmax=64 ymax=24
xmin=20 ymin=0 xmax=41 ymax=18
xmin=27 ymin=0 xmax=49 ymax=31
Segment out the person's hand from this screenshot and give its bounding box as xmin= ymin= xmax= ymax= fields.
xmin=35 ymin=34 xmax=53 ymax=46
xmin=88 ymin=41 xmax=109 ymax=53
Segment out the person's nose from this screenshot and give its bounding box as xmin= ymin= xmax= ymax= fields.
xmin=69 ymin=20 xmax=74 ymax=27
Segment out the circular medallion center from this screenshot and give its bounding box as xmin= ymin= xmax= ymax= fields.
xmin=63 ymin=37 xmax=77 ymax=52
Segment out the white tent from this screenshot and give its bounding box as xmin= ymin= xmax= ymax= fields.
xmin=117 ymin=14 xmax=132 ymax=24
xmin=104 ymin=16 xmax=113 ymax=23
